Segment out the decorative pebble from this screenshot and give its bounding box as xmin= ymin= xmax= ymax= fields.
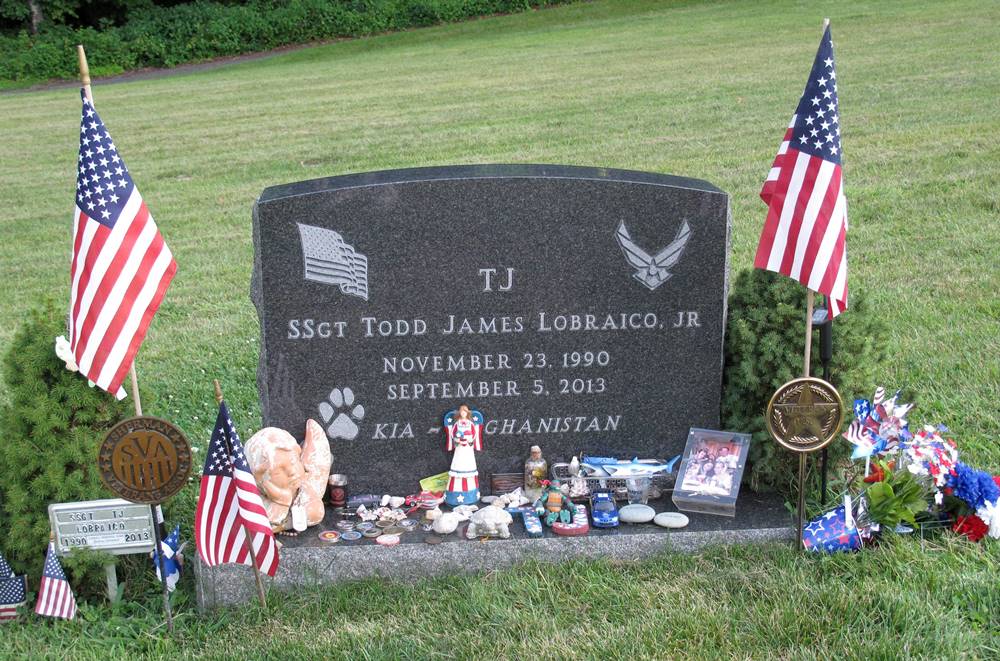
xmin=619 ymin=504 xmax=656 ymax=524
xmin=480 ymin=495 xmax=498 ymax=504
xmin=341 ymin=531 xmax=362 ymax=541
xmin=653 ymin=512 xmax=690 ymax=529
xmin=376 ymin=534 xmax=400 ymax=546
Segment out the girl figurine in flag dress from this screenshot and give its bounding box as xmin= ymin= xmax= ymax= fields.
xmin=444 ymin=404 xmax=484 ymax=506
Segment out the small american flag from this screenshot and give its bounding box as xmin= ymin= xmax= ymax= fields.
xmin=34 ymin=543 xmax=77 ymax=620
xmin=755 ymin=25 xmax=848 ymax=317
xmin=0 ymin=550 xmax=27 ymax=622
xmin=195 ymin=402 xmax=279 ymax=577
xmin=68 ymin=90 xmax=177 ymax=398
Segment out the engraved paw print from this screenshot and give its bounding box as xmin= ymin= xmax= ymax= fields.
xmin=319 ymin=387 xmax=365 ymax=440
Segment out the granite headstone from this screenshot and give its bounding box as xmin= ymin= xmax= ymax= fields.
xmin=251 ymin=164 xmax=731 ymax=493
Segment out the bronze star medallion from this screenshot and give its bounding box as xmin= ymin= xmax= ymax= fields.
xmin=98 ymin=416 xmax=192 ymax=503
xmin=766 ymin=377 xmax=844 ymax=453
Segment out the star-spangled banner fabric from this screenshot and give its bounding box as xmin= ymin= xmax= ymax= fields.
xmin=0 ymin=549 xmax=27 ymax=622
xmin=68 ymin=90 xmax=177 ymax=398
xmin=194 ymin=402 xmax=279 ymax=577
xmin=34 ymin=543 xmax=77 ymax=620
xmin=755 ymin=25 xmax=848 ymax=318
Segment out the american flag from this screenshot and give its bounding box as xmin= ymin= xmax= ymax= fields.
xmin=0 ymin=550 xmax=27 ymax=622
xmin=68 ymin=90 xmax=177 ymax=398
xmin=195 ymin=402 xmax=279 ymax=577
xmin=34 ymin=543 xmax=77 ymax=620
xmin=755 ymin=25 xmax=848 ymax=317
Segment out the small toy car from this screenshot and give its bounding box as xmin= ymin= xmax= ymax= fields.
xmin=589 ymin=489 xmax=619 ymax=528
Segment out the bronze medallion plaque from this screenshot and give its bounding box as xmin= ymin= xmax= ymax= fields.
xmin=98 ymin=416 xmax=192 ymax=503
xmin=766 ymin=377 xmax=844 ymax=453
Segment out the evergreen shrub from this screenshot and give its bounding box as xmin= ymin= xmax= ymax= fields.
xmin=0 ymin=0 xmax=576 ymax=84
xmin=721 ymin=269 xmax=888 ymax=495
xmin=0 ymin=300 xmax=136 ymax=596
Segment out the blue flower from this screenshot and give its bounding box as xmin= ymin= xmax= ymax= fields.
xmin=948 ymin=462 xmax=1000 ymax=510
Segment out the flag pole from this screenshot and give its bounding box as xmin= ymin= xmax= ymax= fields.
xmin=795 ymin=16 xmax=832 ymax=551
xmin=214 ymin=379 xmax=268 ymax=608
xmin=77 ymin=43 xmax=174 ymax=630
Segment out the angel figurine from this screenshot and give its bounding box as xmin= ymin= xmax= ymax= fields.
xmin=444 ymin=404 xmax=484 ymax=506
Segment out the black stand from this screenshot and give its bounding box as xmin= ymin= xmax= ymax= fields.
xmin=812 ymin=305 xmax=833 ymax=506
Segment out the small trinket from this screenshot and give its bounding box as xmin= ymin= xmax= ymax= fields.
xmin=524 ymin=446 xmax=548 ymax=502
xmin=400 ymin=519 xmax=418 ymax=529
xmin=341 ymin=531 xmax=362 ymax=541
xmin=355 ymin=521 xmax=375 ymax=532
xmin=420 ymin=522 xmax=434 ymax=532
xmin=552 ymin=504 xmax=590 ymax=536
xmin=363 ymin=528 xmax=382 ymax=538
xmin=328 ymin=474 xmax=348 ymax=508
xmin=376 ymin=519 xmax=395 ymax=529
xmin=336 ymin=520 xmax=356 ymax=531
xmin=384 ymin=526 xmax=406 ymax=536
xmin=444 ymin=404 xmax=484 ymax=506
xmin=375 ymin=534 xmax=400 ymax=546
xmin=318 ymin=530 xmax=341 ymax=542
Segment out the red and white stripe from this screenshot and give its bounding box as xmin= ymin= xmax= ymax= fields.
xmin=68 ymin=188 xmax=176 ymax=398
xmin=195 ymin=463 xmax=279 ymax=577
xmin=0 ymin=605 xmax=22 ymax=622
xmin=447 ymin=475 xmax=480 ymax=492
xmin=34 ymin=580 xmax=76 ymax=620
xmin=755 ymin=115 xmax=848 ymax=317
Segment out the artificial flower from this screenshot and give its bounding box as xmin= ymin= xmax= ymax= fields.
xmin=952 ymin=515 xmax=989 ymax=542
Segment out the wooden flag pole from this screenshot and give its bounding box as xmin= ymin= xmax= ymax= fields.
xmin=795 ymin=17 xmax=831 ymax=551
xmin=78 ymin=43 xmax=174 ymax=630
xmin=213 ymin=379 xmax=268 ymax=608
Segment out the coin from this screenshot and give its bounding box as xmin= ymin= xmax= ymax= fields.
xmin=400 ymin=519 xmax=418 ymax=529
xmin=424 ymin=535 xmax=443 ymax=545
xmin=336 ymin=520 xmax=356 ymax=531
xmin=375 ymin=519 xmax=395 ymax=529
xmin=318 ymin=530 xmax=341 ymax=542
xmin=341 ymin=531 xmax=362 ymax=541
xmin=363 ymin=528 xmax=382 ymax=538
xmin=384 ymin=526 xmax=406 ymax=536
xmin=355 ymin=522 xmax=375 ymax=532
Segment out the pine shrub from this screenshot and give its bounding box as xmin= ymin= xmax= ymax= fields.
xmin=0 ymin=300 xmax=136 ymax=595
xmin=722 ymin=269 xmax=887 ymax=495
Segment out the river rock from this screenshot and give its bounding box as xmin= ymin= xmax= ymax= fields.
xmin=653 ymin=512 xmax=689 ymax=529
xmin=619 ymin=504 xmax=655 ymax=524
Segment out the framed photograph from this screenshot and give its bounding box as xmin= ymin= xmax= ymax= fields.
xmin=672 ymin=427 xmax=751 ymax=517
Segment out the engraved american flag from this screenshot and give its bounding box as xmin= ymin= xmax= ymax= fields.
xmin=297 ymin=223 xmax=369 ymax=301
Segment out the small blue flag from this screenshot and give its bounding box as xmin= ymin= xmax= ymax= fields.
xmin=152 ymin=524 xmax=184 ymax=592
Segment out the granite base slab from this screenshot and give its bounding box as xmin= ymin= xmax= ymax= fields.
xmin=195 ymin=492 xmax=793 ymax=610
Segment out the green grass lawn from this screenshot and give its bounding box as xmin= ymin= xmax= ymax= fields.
xmin=1 ymin=0 xmax=998 ymax=657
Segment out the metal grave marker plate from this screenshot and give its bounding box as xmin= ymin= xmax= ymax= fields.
xmin=252 ymin=164 xmax=731 ymax=492
xmin=49 ymin=499 xmax=156 ymax=555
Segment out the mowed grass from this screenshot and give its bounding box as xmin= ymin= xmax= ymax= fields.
xmin=0 ymin=0 xmax=998 ymax=657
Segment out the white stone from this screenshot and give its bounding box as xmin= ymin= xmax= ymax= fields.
xmin=653 ymin=512 xmax=689 ymax=529
xmin=432 ymin=512 xmax=461 ymax=535
xmin=619 ymin=504 xmax=656 ymax=523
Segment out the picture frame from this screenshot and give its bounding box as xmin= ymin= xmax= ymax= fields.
xmin=671 ymin=427 xmax=751 ymax=517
